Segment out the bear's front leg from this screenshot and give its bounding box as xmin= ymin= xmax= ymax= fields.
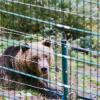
xmin=35 ymin=80 xmax=63 ymax=99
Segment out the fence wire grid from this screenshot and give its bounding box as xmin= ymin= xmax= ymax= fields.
xmin=0 ymin=0 xmax=100 ymax=100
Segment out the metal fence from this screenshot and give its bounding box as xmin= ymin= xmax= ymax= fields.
xmin=0 ymin=0 xmax=100 ymax=100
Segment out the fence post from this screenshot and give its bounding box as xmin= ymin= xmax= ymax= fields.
xmin=61 ymin=32 xmax=68 ymax=100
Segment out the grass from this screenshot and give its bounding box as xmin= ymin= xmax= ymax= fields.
xmin=71 ymin=50 xmax=100 ymax=67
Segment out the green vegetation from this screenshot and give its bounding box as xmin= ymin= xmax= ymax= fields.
xmin=0 ymin=0 xmax=96 ymax=40
xmin=79 ymin=36 xmax=100 ymax=51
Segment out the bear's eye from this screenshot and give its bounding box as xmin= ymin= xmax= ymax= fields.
xmin=44 ymin=55 xmax=48 ymax=58
xmin=33 ymin=56 xmax=40 ymax=60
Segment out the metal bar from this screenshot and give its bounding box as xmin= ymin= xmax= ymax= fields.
xmin=0 ymin=0 xmax=99 ymax=20
xmin=61 ymin=33 xmax=68 ymax=100
xmin=0 ymin=9 xmax=100 ymax=37
xmin=0 ymin=26 xmax=100 ymax=55
xmin=0 ymin=66 xmax=70 ymax=89
xmin=0 ymin=37 xmax=100 ymax=67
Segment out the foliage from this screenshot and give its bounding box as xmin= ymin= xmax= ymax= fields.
xmin=0 ymin=0 xmax=90 ymax=40
xmin=92 ymin=37 xmax=100 ymax=51
xmin=0 ymin=1 xmax=41 ymax=33
xmin=79 ymin=36 xmax=100 ymax=51
xmin=79 ymin=36 xmax=92 ymax=49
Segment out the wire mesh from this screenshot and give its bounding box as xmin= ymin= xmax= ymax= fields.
xmin=0 ymin=0 xmax=100 ymax=100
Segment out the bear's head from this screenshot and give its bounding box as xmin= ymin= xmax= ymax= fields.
xmin=14 ymin=40 xmax=54 ymax=79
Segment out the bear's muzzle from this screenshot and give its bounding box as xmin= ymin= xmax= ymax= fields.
xmin=41 ymin=67 xmax=47 ymax=72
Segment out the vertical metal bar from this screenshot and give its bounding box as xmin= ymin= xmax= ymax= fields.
xmin=61 ymin=32 xmax=68 ymax=100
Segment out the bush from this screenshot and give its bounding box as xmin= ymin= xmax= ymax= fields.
xmin=79 ymin=36 xmax=100 ymax=51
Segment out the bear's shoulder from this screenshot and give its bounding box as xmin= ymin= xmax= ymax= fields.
xmin=3 ymin=46 xmax=20 ymax=57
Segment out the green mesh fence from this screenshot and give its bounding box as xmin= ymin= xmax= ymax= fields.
xmin=0 ymin=0 xmax=100 ymax=100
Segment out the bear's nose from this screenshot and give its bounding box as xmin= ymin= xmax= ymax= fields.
xmin=41 ymin=67 xmax=47 ymax=72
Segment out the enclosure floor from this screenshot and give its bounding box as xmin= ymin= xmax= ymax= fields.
xmin=0 ymin=90 xmax=43 ymax=100
xmin=0 ymin=90 xmax=62 ymax=100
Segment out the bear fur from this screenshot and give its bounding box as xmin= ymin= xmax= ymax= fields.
xmin=0 ymin=40 xmax=61 ymax=98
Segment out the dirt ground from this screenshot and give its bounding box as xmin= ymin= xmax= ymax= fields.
xmin=69 ymin=62 xmax=100 ymax=100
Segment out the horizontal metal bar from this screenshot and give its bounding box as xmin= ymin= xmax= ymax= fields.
xmin=77 ymin=95 xmax=93 ymax=100
xmin=1 ymin=77 xmax=100 ymax=97
xmin=0 ymin=26 xmax=34 ymax=37
xmin=0 ymin=27 xmax=100 ymax=55
xmin=0 ymin=78 xmax=63 ymax=97
xmin=0 ymin=66 xmax=70 ymax=89
xmin=1 ymin=0 xmax=99 ymax=20
xmin=0 ymin=9 xmax=99 ymax=37
xmin=71 ymin=46 xmax=100 ymax=55
xmin=0 ymin=38 xmax=100 ymax=67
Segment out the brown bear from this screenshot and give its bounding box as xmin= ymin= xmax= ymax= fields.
xmin=0 ymin=40 xmax=62 ymax=98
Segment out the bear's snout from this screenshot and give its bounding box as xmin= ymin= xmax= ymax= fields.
xmin=41 ymin=67 xmax=47 ymax=72
xmin=41 ymin=67 xmax=49 ymax=78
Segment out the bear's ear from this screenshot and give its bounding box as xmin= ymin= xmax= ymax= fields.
xmin=21 ymin=44 xmax=30 ymax=52
xmin=42 ymin=40 xmax=51 ymax=47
